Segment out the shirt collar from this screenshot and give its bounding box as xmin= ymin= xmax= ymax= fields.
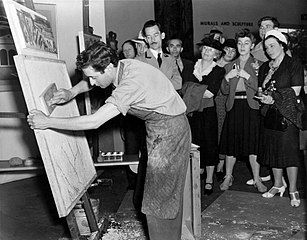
xmin=114 ymin=61 xmax=125 ymax=87
xmin=150 ymin=48 xmax=163 ymax=59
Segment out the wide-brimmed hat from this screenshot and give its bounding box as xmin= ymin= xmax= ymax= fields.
xmin=265 ymin=29 xmax=287 ymax=44
xmin=209 ymin=26 xmax=223 ymax=35
xmin=131 ymin=30 xmax=146 ymax=44
xmin=196 ymin=37 xmax=223 ymax=52
xmin=223 ymin=38 xmax=236 ymax=49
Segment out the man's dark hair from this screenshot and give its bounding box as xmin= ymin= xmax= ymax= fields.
xmin=142 ymin=20 xmax=163 ymax=37
xmin=258 ymin=16 xmax=280 ymax=28
xmin=76 ymin=41 xmax=119 ymax=72
xmin=235 ymin=28 xmax=256 ymax=44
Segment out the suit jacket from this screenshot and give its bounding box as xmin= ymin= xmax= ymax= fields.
xmin=181 ymin=58 xmax=195 ymax=85
xmin=136 ymin=50 xmax=182 ymax=90
xmin=221 ymin=56 xmax=262 ymax=111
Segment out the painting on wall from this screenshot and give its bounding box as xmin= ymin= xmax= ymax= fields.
xmin=3 ymin=0 xmax=57 ymax=59
xmin=35 ymin=3 xmax=57 ymax=50
xmin=78 ymin=31 xmax=102 ymax=114
xmin=78 ymin=31 xmax=102 ymax=53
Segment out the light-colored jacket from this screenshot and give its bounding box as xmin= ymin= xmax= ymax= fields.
xmin=136 ymin=50 xmax=182 ymax=90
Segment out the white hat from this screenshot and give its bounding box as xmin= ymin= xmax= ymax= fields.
xmin=131 ymin=30 xmax=146 ymax=44
xmin=265 ymin=29 xmax=287 ymax=45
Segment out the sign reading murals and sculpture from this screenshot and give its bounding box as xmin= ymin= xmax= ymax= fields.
xmin=200 ymin=21 xmax=254 ymax=27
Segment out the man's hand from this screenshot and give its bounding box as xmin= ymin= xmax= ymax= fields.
xmin=27 ymin=110 xmax=50 ymax=130
xmin=48 ymin=89 xmax=72 ymax=105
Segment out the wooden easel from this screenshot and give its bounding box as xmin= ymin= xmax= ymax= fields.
xmin=19 ymin=1 xmax=107 ymax=239
xmin=0 ymin=111 xmax=106 ymax=239
xmin=66 ymin=193 xmax=108 ymax=240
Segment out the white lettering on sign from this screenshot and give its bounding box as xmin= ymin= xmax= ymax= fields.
xmin=200 ymin=21 xmax=253 ymax=27
xmin=200 ymin=21 xmax=218 ymax=26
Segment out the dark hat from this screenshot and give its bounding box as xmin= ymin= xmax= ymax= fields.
xmin=196 ymin=37 xmax=223 ymax=52
xmin=209 ymin=26 xmax=223 ymax=35
xmin=223 ymin=38 xmax=236 ymax=49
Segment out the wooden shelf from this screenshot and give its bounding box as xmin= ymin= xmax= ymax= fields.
xmin=0 ymin=155 xmax=139 ymax=172
xmin=0 ymin=161 xmax=43 ymax=172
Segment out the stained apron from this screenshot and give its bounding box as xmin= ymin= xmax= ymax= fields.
xmin=127 ymin=108 xmax=191 ymax=219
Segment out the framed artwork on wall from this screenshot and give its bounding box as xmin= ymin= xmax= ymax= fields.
xmin=35 ymin=3 xmax=57 ymax=52
xmin=78 ymin=31 xmax=102 ymax=115
xmin=78 ymin=31 xmax=102 ymax=53
xmin=3 ymin=0 xmax=58 ymax=59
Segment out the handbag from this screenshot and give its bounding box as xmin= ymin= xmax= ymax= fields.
xmin=264 ymin=105 xmax=288 ymax=131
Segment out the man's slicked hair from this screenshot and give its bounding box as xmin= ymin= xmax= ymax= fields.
xmin=76 ymin=41 xmax=119 ymax=73
xmin=142 ymin=20 xmax=163 ymax=37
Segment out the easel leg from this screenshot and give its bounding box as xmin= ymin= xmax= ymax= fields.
xmin=67 ymin=192 xmax=108 ymax=240
xmin=182 ymin=149 xmax=201 ymax=240
xmin=66 ymin=210 xmax=82 ymax=240
xmin=82 ymin=192 xmax=98 ymax=232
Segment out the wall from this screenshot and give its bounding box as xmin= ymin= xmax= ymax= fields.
xmin=105 ymin=0 xmax=306 ymax=53
xmin=104 ymin=0 xmax=154 ymax=49
xmin=192 ymin=0 xmax=307 ymax=50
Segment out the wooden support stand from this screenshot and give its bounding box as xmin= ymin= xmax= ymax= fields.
xmin=182 ymin=145 xmax=201 ymax=240
xmin=66 ymin=192 xmax=108 ymax=240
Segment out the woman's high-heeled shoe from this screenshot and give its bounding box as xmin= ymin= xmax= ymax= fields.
xmin=220 ymin=174 xmax=233 ymax=191
xmin=204 ymin=182 xmax=213 ymax=195
xmin=262 ymin=186 xmax=286 ymax=198
xmin=289 ymin=191 xmax=300 ymax=207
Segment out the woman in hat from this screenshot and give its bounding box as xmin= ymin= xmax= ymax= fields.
xmin=219 ymin=29 xmax=267 ymax=193
xmin=256 ymin=29 xmax=304 ymax=207
xmin=182 ymin=37 xmax=225 ymax=195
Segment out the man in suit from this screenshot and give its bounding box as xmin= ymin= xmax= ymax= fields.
xmin=136 ymin=20 xmax=182 ymax=91
xmin=133 ymin=21 xmax=182 ymax=212
xmin=166 ymin=37 xmax=194 ymax=88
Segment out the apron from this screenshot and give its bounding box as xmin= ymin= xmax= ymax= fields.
xmin=128 ymin=108 xmax=191 ymax=219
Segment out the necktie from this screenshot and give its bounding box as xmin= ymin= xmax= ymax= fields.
xmin=157 ymin=53 xmax=162 ymax=68
xmin=176 ymin=59 xmax=181 ymax=73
